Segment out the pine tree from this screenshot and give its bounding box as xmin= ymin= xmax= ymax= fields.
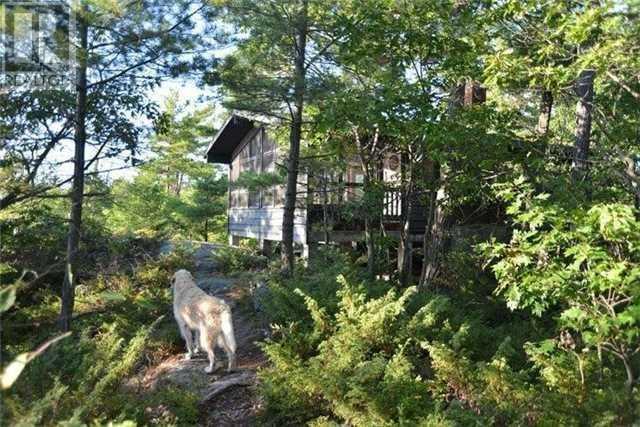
xmin=216 ymin=0 xmax=341 ymax=274
xmin=59 ymin=0 xmax=212 ymax=330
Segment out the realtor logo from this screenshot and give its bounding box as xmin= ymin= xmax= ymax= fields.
xmin=0 ymin=1 xmax=75 ymax=92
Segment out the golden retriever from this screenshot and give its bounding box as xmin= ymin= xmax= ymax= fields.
xmin=171 ymin=269 xmax=236 ymax=373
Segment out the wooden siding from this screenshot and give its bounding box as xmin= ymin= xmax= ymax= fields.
xmin=227 ymin=124 xmax=310 ymax=243
xmin=229 ymin=207 xmax=307 ymax=243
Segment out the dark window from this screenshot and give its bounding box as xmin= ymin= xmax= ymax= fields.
xmin=248 ymin=190 xmax=260 ymax=208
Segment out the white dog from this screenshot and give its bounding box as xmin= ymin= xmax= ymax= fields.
xmin=171 ymin=269 xmax=237 ymax=373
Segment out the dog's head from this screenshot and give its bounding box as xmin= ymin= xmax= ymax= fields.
xmin=170 ymin=269 xmax=193 ymax=291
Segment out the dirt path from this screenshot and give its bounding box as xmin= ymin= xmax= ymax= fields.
xmin=141 ymin=242 xmax=268 ymax=426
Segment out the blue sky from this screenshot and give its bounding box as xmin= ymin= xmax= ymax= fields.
xmin=43 ymin=2 xmax=237 ymax=184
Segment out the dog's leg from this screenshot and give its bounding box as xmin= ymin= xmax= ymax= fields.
xmin=205 ymin=347 xmax=215 ymax=374
xmin=200 ymin=328 xmax=216 ymax=374
xmin=193 ymin=329 xmax=201 ymax=354
xmin=217 ymin=335 xmax=236 ymax=373
xmin=219 ymin=310 xmax=237 ymax=372
xmin=178 ymin=321 xmax=194 ymax=360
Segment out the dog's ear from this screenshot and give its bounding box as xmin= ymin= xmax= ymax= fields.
xmin=170 ymin=273 xmax=176 ymax=287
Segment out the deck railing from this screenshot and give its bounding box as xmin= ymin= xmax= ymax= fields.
xmin=383 ymin=189 xmax=401 ymax=219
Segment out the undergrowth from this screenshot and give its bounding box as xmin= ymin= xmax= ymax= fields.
xmin=257 ymin=246 xmax=639 ymax=426
xmin=1 ymin=244 xmax=198 ymax=426
xmin=213 ymin=242 xmax=268 ymax=275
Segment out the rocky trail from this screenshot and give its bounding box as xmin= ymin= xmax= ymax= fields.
xmin=137 ymin=242 xmax=268 ymax=426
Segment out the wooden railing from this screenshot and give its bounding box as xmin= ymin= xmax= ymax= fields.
xmin=383 ymin=189 xmax=401 ymax=219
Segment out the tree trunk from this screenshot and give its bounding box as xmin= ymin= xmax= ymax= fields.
xmin=322 ymin=173 xmax=330 ymax=245
xmin=536 ymin=90 xmax=553 ymax=136
xmin=281 ymin=0 xmax=308 ymax=275
xmin=355 ymin=131 xmax=379 ymax=278
xmin=59 ymin=8 xmax=88 ymax=332
xmin=398 ymin=154 xmax=413 ymax=286
xmin=572 ymin=70 xmax=596 ymax=184
xmin=419 ymin=82 xmax=471 ymax=289
xmin=397 ymin=201 xmax=413 ymax=285
xmin=363 ymin=185 xmax=375 ymax=277
xmin=204 ymin=218 xmax=209 ymax=242
xmin=419 ymin=162 xmax=448 ymax=288
xmin=175 ymin=172 xmax=183 ymax=196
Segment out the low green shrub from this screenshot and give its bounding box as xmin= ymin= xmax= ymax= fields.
xmin=258 ymin=239 xmax=639 ymax=425
xmin=213 ymin=244 xmax=268 ymax=274
xmin=481 ymin=181 xmax=640 ymax=423
xmin=259 ymin=273 xmax=433 ymax=425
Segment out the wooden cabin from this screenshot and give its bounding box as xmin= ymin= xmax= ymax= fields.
xmin=206 ymin=82 xmax=490 ymax=256
xmin=205 ymin=114 xmax=428 ymax=255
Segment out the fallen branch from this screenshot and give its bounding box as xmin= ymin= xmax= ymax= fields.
xmin=201 ymin=371 xmax=256 ymax=402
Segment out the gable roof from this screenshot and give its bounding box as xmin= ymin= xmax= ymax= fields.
xmin=206 ymin=112 xmax=281 ymax=164
xmin=205 ymin=114 xmax=256 ymax=164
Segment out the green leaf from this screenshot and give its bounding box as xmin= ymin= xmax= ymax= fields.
xmin=560 ymin=307 xmax=587 ymax=326
xmin=0 ymin=332 xmax=71 ymax=390
xmin=0 ymin=285 xmax=16 ymax=313
xmin=617 ymin=304 xmax=640 ymax=326
xmin=0 ymin=352 xmax=30 ymax=390
xmin=99 ymin=290 xmax=127 ymax=303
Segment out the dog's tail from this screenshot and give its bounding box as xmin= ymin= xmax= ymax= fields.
xmin=221 ymin=308 xmax=237 ymax=369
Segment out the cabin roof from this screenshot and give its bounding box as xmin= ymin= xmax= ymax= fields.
xmin=205 ymin=114 xmax=255 ymax=164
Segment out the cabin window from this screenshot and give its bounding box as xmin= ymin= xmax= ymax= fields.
xmin=237 ymin=130 xmax=262 ymax=178
xmin=249 ymin=132 xmax=260 ymax=157
xmin=262 ymin=150 xmax=275 ymax=172
xmin=230 ymin=189 xmax=243 ymax=208
xmin=274 ymin=185 xmax=285 ymax=207
xmin=237 ymin=190 xmax=248 ymax=208
xmin=230 ymin=190 xmax=240 ymax=208
xmin=229 ymin=127 xmax=283 ymax=209
xmin=344 ymin=162 xmax=364 ymax=201
xmin=262 ymin=130 xmax=276 ymax=173
xmin=240 ymin=145 xmax=252 ymax=174
xmin=263 ymin=187 xmax=275 ymax=207
xmin=252 ymin=132 xmax=261 ymax=171
xmin=263 ymin=131 xmax=275 ymax=153
xmin=383 ymin=154 xmax=400 ymax=183
xmin=248 ymin=190 xmax=260 ymax=208
xmin=261 ymin=131 xmax=277 ymax=207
